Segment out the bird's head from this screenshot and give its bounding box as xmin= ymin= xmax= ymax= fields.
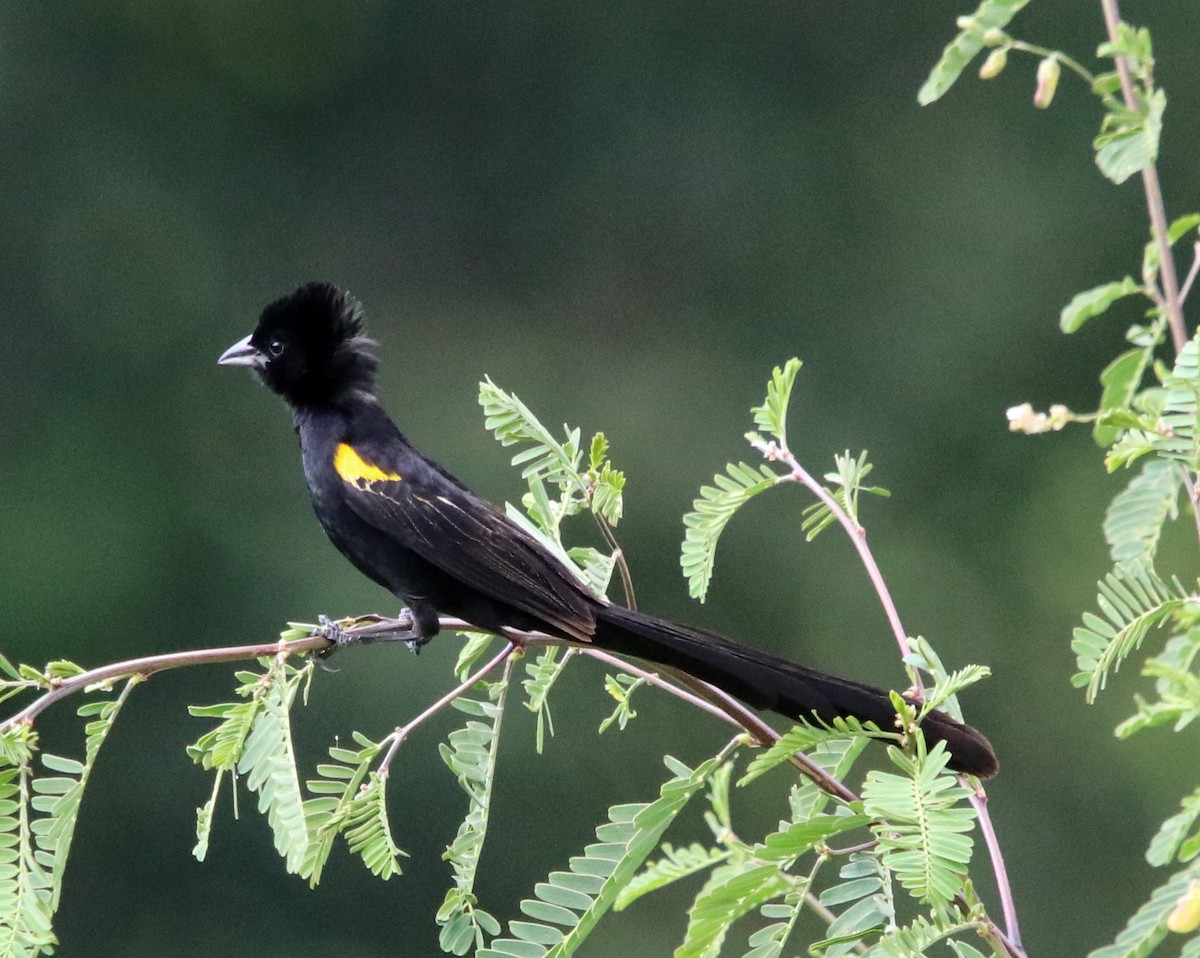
xmin=219 ymin=282 xmax=378 ymax=406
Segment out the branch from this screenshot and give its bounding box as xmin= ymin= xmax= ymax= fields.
xmin=968 ymin=783 xmax=1025 ymax=955
xmin=752 ymin=438 xmax=923 ymax=698
xmin=1099 ymin=0 xmax=1187 ymax=355
xmin=0 ymin=635 xmax=330 ymax=729
xmin=377 ymin=642 xmax=518 ymax=777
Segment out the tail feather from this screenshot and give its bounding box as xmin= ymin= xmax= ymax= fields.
xmin=592 ymin=604 xmax=997 ymax=778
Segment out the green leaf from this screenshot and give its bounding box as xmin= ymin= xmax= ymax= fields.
xmin=439 ymin=663 xmax=512 ymax=954
xmin=300 ymin=736 xmax=395 ymax=886
xmin=1060 ymin=277 xmax=1142 ymax=333
xmin=1152 ymin=333 xmax=1200 ymax=470
xmin=614 ymin=843 xmax=728 ymax=910
xmin=861 ymin=742 xmax=977 ymax=913
xmin=523 ymin=648 xmax=570 ymax=752
xmin=1147 ymin=785 xmax=1200 ymax=867
xmin=342 ymin=773 xmax=405 ymax=880
xmin=481 ymin=756 xmax=722 ymax=958
xmin=750 ymin=359 xmax=802 ymax=449
xmin=754 ymin=814 xmax=870 ymax=861
xmin=1095 ymin=348 xmax=1152 ymax=448
xmin=1088 ymin=861 xmax=1200 ymax=958
xmin=1103 ymin=460 xmax=1181 ymax=569
xmin=480 ymin=377 xmax=583 ymax=493
xmin=800 ymin=451 xmax=889 ymax=541
xmin=238 ymin=667 xmax=310 ymax=874
xmin=456 ymin=633 xmax=498 ymax=682
xmin=1094 ymin=89 xmax=1166 ymax=185
xmin=917 ymin=0 xmax=1031 ymax=105
xmin=681 ymin=462 xmax=781 ymax=601
xmin=674 ymin=863 xmax=790 ymax=958
xmin=1071 ymin=565 xmax=1188 ymax=702
xmin=1167 ymin=213 xmax=1200 ymax=244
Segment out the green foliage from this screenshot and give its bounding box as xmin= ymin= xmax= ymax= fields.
xmin=1153 ymin=334 xmax=1200 ymax=470
xmin=522 ymin=647 xmax=566 ymax=753
xmin=188 ymin=656 xmax=314 ymax=873
xmin=479 ymin=377 xmax=625 ymax=527
xmin=917 ymin=0 xmax=1030 ymax=105
xmin=1114 ymin=629 xmax=1200 ymax=739
xmin=1103 ymin=460 xmax=1181 ymax=569
xmin=1088 ymin=861 xmax=1200 ymax=958
xmin=799 ymin=451 xmax=890 ymax=541
xmin=597 ymin=672 xmax=648 ymax=735
xmin=478 ymin=755 xmax=724 ymax=958
xmin=0 ymin=682 xmax=134 ymax=957
xmin=906 ymin=636 xmax=991 ymax=724
xmin=675 ymin=862 xmax=791 ymax=958
xmin=438 ymin=669 xmax=511 ymax=955
xmin=738 ymin=722 xmax=881 ymax=789
xmin=753 ymin=813 xmax=870 ymax=862
xmin=238 ymin=664 xmax=311 ymax=873
xmin=1146 ymin=785 xmax=1200 ymax=867
xmin=866 ymin=914 xmax=986 ymax=957
xmin=861 ymin=743 xmax=977 ymax=914
xmin=750 ymin=358 xmax=802 ymax=449
xmin=684 ymin=359 xmax=837 ymax=601
xmin=613 ymin=843 xmax=729 ymax=910
xmin=301 ymin=733 xmax=405 ymax=886
xmin=681 ymin=461 xmax=781 ymax=602
xmin=1060 ymin=277 xmax=1142 ymax=333
xmin=1071 ymin=565 xmax=1188 ymax=702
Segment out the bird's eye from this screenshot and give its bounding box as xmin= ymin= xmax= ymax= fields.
xmin=267 ymin=340 xmax=285 ymax=358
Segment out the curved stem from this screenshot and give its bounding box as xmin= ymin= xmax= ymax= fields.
xmin=754 ymin=439 xmax=923 ymax=697
xmin=377 ymin=642 xmax=517 ymax=778
xmin=968 ymin=784 xmax=1023 ymax=952
xmin=0 ymin=635 xmax=330 ymax=730
xmin=1005 ymin=40 xmax=1096 ymax=85
xmin=1099 ymin=0 xmax=1187 ymax=355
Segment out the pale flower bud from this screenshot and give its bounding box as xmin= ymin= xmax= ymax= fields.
xmin=1167 ymin=879 xmax=1200 ymax=933
xmin=979 ymin=49 xmax=1008 ymax=80
xmin=1006 ymin=403 xmax=1048 ymax=434
xmin=1034 ymin=56 xmax=1061 ymax=109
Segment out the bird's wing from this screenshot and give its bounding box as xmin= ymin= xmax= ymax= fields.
xmin=333 ymin=440 xmax=596 ymax=640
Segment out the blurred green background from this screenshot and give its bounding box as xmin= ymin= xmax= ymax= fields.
xmin=3 ymin=1 xmax=1198 ymax=954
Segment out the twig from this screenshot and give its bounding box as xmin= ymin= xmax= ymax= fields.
xmin=578 ymin=648 xmax=743 ymax=726
xmin=0 ymin=635 xmax=330 ymax=729
xmin=1099 ymin=0 xmax=1187 ymax=355
xmin=595 ymin=515 xmax=638 ymax=610
xmin=1180 ymin=241 xmax=1200 ymax=304
xmin=377 ymin=642 xmax=518 ymax=778
xmin=968 ymin=783 xmax=1023 ymax=953
xmin=753 ymin=438 xmax=923 ymax=697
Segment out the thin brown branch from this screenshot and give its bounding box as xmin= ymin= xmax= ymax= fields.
xmin=1181 ymin=241 xmax=1200 ymax=305
xmin=595 ymin=514 xmax=638 ymax=610
xmin=577 ymin=648 xmax=743 ymax=726
xmin=753 ymin=438 xmax=923 ymax=698
xmin=968 ymin=783 xmax=1023 ymax=953
xmin=377 ymin=642 xmax=517 ymax=777
xmin=1 ymin=635 xmax=331 ymax=729
xmin=1099 ymin=0 xmax=1187 ymax=354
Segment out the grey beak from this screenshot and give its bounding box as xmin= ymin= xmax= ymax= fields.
xmin=218 ymin=334 xmax=263 ymax=368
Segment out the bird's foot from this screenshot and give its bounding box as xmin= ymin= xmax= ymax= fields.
xmin=314 ymin=611 xmax=434 ymax=657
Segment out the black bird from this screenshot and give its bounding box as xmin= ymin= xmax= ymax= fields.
xmin=219 ymin=282 xmax=997 ymax=778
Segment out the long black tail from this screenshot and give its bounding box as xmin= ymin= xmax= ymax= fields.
xmin=592 ymin=603 xmax=997 ymax=778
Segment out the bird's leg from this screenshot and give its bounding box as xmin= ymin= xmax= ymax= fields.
xmin=315 ymin=613 xmax=424 ymax=655
xmin=402 ymin=601 xmax=440 ymax=655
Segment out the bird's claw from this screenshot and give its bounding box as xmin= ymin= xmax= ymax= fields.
xmin=316 ymin=614 xmax=355 ymax=654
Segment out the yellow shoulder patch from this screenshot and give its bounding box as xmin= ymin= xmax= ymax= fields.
xmin=334 ymin=443 xmax=403 ymax=484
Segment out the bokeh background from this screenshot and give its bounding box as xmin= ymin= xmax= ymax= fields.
xmin=3 ymin=1 xmax=1198 ymax=954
